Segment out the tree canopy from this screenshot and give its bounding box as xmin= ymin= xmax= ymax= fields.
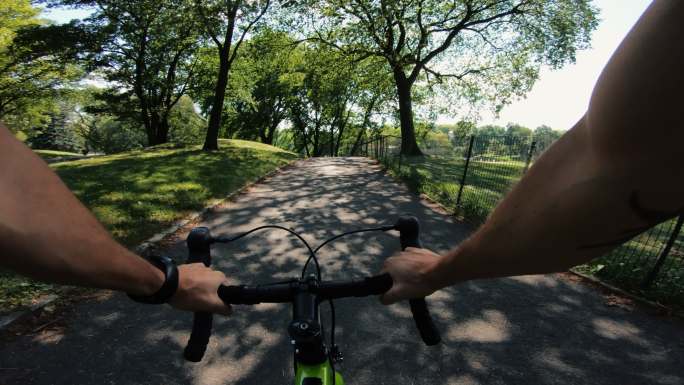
xmin=2 ymin=0 xmax=596 ymax=158
xmin=304 ymin=0 xmax=598 ymax=154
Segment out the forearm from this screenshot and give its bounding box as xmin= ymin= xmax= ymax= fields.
xmin=427 ymin=0 xmax=684 ymax=288
xmin=429 ymin=119 xmax=626 ymax=285
xmin=0 ymin=125 xmax=163 ymax=295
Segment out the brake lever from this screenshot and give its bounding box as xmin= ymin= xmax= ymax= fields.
xmin=184 ymin=227 xmax=214 ymax=362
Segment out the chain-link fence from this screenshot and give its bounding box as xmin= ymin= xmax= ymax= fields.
xmin=358 ymin=133 xmax=683 ymax=307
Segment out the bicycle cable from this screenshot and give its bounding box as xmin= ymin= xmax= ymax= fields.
xmin=307 ymin=224 xmax=393 ymax=385
xmin=301 ymin=225 xmax=394 ymax=279
xmin=214 ymin=223 xmax=395 ymax=385
xmin=213 ymin=224 xmax=321 ymax=280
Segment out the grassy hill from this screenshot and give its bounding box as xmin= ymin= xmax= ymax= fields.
xmin=51 ymin=140 xmax=297 ymax=247
xmin=1 ymin=140 xmax=297 ymax=313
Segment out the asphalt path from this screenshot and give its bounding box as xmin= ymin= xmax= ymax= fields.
xmin=1 ymin=157 xmax=682 ymax=385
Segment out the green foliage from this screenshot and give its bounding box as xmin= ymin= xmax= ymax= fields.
xmin=71 ymin=88 xmax=203 ymax=154
xmin=533 ymin=124 xmax=563 ymax=154
xmin=168 ymin=95 xmax=206 ymax=145
xmin=286 ymin=43 xmax=393 ymax=156
xmin=27 ymin=111 xmax=84 ymax=153
xmin=50 ymin=0 xmax=203 ymax=146
xmin=221 ymin=29 xmax=302 ymax=144
xmin=191 ymin=0 xmax=272 ymax=150
xmin=387 ymin=153 xmax=525 ymax=223
xmin=0 ymin=0 xmax=39 ymax=48
xmin=0 ymin=1 xmax=85 ymax=132
xmin=576 ymin=219 xmax=684 ymax=309
xmin=305 ymin=0 xmax=598 ymax=154
xmin=0 ymin=269 xmax=54 ymax=313
xmin=79 ymin=117 xmax=147 ymax=154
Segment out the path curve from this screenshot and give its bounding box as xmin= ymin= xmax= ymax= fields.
xmin=1 ymin=157 xmax=682 ymax=385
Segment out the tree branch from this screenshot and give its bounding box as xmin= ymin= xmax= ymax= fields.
xmin=228 ymin=0 xmax=271 ymax=67
xmin=410 ymin=1 xmax=525 ymax=84
xmin=423 ymin=65 xmax=495 ymax=83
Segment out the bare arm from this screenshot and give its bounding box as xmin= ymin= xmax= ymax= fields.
xmin=382 ymin=0 xmax=684 ymax=303
xmin=0 ymin=125 xmax=230 ymax=314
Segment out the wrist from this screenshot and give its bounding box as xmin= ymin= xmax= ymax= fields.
xmin=128 ymin=256 xmax=179 ymax=304
xmin=137 ymin=262 xmax=166 ymax=296
xmin=424 ymin=254 xmax=453 ymax=292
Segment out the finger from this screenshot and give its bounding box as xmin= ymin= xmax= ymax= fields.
xmin=210 ymin=299 xmax=232 ymax=316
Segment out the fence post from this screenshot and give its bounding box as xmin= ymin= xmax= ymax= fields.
xmin=641 ymin=214 xmax=684 ymax=288
xmin=523 ymin=140 xmax=537 ymax=173
xmin=377 ymin=137 xmax=381 ymax=161
xmin=455 ymin=135 xmax=475 ymax=213
xmin=382 ymin=136 xmax=387 ymax=162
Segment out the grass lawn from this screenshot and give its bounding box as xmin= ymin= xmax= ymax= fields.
xmin=380 ymin=153 xmax=683 ymax=309
xmin=576 ymin=219 xmax=684 ymax=309
xmin=386 ymin=154 xmax=526 ymax=222
xmin=34 ymin=149 xmax=84 ymax=160
xmin=1 ymin=139 xmax=297 ymax=314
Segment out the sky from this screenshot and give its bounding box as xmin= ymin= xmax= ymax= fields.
xmin=464 ymin=0 xmax=653 ymax=130
xmin=42 ymin=1 xmax=654 ymax=131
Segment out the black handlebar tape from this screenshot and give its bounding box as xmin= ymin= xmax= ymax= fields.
xmin=316 ymin=273 xmax=393 ymax=299
xmin=394 ymin=216 xmax=442 ymax=346
xmin=184 ymin=227 xmax=214 ymax=362
xmin=217 ymin=283 xmax=294 ymax=305
xmin=408 ymin=299 xmax=440 ymax=346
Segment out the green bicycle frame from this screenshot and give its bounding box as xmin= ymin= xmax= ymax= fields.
xmin=295 ymin=362 xmax=344 ymax=385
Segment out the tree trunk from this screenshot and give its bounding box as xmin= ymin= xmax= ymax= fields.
xmin=147 ymin=115 xmax=162 ymax=146
xmin=157 ymin=117 xmax=169 ymax=144
xmin=263 ymin=120 xmax=278 ymax=145
xmin=393 ymin=68 xmax=423 ymax=156
xmin=313 ymin=125 xmax=320 ymax=156
xmin=350 ymin=96 xmax=376 ymax=156
xmin=143 ymin=114 xmax=155 ymax=146
xmin=203 ymin=48 xmax=230 ymax=151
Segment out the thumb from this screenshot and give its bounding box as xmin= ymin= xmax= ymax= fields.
xmin=379 ymin=285 xmax=401 ymax=305
xmin=208 ymin=295 xmax=233 ymax=316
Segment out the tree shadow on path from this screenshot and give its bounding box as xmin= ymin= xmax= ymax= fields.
xmin=1 ymin=157 xmax=682 ymax=385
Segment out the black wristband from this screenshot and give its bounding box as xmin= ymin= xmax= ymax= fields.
xmin=128 ymin=256 xmax=179 ymax=304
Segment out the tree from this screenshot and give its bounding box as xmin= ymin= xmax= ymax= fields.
xmin=286 ymin=43 xmax=389 ymax=157
xmin=307 ymin=0 xmax=598 ymax=155
xmin=193 ymin=0 xmax=271 ymax=150
xmin=226 ymin=30 xmax=301 ymax=145
xmin=27 ymin=99 xmax=84 ymax=153
xmin=53 ymin=0 xmax=202 ymax=146
xmin=533 ymin=124 xmax=562 ymax=153
xmin=0 ymin=2 xmax=86 ymax=131
xmin=505 ymin=122 xmax=532 ymax=158
xmin=73 ymin=87 xmax=203 ymax=153
xmin=168 ymin=95 xmax=206 ymax=145
xmin=449 ymin=120 xmax=476 ymax=148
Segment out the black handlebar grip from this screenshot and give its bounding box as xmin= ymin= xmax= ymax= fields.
xmin=184 ymin=227 xmax=214 ymax=362
xmin=394 ymin=216 xmax=442 ymax=346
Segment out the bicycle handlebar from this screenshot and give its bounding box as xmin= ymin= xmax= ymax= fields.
xmin=184 ymin=227 xmax=214 ymax=362
xmin=183 ymin=216 xmax=441 ymax=363
xmin=217 ymin=274 xmax=394 ymax=305
xmin=395 ymin=216 xmax=442 ymax=346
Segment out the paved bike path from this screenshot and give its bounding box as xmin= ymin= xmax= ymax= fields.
xmin=1 ymin=157 xmax=683 ymax=385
